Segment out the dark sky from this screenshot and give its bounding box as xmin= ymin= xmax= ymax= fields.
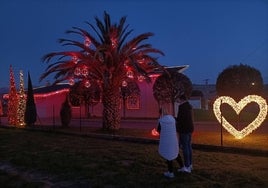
xmin=0 ymin=0 xmax=267 ymax=88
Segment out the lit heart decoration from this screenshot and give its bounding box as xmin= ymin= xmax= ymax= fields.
xmin=213 ymin=95 xmax=267 ymax=139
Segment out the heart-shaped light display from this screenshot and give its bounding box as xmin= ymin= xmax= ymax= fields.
xmin=213 ymin=95 xmax=267 ymax=139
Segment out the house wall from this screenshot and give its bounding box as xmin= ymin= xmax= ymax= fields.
xmin=71 ymin=79 xmax=160 ymax=119
xmin=33 ymin=83 xmax=267 ymax=120
xmin=125 ymin=80 xmax=160 ymax=118
xmin=35 ymin=91 xmax=68 ymax=118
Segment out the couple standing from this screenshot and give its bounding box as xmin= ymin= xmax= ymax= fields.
xmin=157 ymin=94 xmax=194 ymax=178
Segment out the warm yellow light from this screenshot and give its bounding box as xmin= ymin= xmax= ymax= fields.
xmin=213 ymin=95 xmax=267 ymax=139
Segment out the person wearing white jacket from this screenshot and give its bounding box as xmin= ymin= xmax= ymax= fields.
xmin=157 ymin=105 xmax=183 ymax=178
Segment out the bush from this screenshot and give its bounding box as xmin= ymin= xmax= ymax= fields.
xmin=60 ymin=97 xmax=72 ymax=127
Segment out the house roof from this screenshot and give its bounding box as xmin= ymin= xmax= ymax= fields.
xmin=153 ymin=65 xmax=189 ymax=74
xmin=33 ymin=83 xmax=70 ymax=94
xmin=32 ymin=65 xmax=189 ymax=94
xmin=165 ymin=65 xmax=189 ymax=73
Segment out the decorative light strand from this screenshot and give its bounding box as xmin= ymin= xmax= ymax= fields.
xmin=213 ymin=95 xmax=268 ymax=139
xmin=34 ymin=89 xmax=70 ymax=99
xmin=17 ymin=70 xmax=26 ymax=126
xmin=4 ymin=88 xmax=70 ymax=100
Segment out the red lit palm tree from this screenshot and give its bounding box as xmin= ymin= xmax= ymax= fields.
xmin=40 ymin=12 xmax=164 ymax=130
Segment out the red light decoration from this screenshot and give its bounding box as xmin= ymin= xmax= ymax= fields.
xmin=122 ymin=80 xmax=127 ymax=87
xmin=72 ymin=56 xmax=78 ymax=64
xmin=34 ymin=89 xmax=70 ymax=99
xmin=84 ymin=80 xmax=91 ymax=88
xmin=137 ymin=75 xmax=145 ymax=82
xmin=69 ymin=78 xmax=75 ymax=86
xmin=7 ymin=65 xmax=18 ymax=125
xmin=126 ymin=70 xmax=134 ymax=78
xmin=84 ymin=37 xmax=91 ymax=47
xmin=4 ymin=88 xmax=70 ymax=100
xmin=74 ymin=67 xmax=81 ymax=76
xmin=151 ymin=128 xmax=159 ymax=136
xmin=81 ymin=67 xmax=89 ymax=77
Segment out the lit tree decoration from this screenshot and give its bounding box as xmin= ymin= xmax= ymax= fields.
xmin=213 ymin=95 xmax=268 ymax=139
xmin=40 ymin=11 xmax=164 ymax=130
xmin=17 ymin=70 xmax=26 ymax=126
xmin=7 ymin=65 xmax=18 ymax=125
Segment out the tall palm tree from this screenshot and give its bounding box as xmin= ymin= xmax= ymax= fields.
xmin=40 ymin=11 xmax=164 ymax=130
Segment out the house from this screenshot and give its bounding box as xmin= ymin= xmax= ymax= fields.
xmin=1 ymin=66 xmax=189 ymax=121
xmin=2 ymin=67 xmax=266 ymax=121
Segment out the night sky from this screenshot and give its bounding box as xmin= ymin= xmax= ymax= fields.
xmin=0 ymin=0 xmax=267 ymax=88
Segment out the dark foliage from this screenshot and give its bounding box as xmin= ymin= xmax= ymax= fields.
xmin=60 ymin=96 xmax=72 ymax=127
xmin=24 ymin=72 xmax=37 ymax=126
xmin=153 ymin=69 xmax=193 ymax=104
xmin=69 ymin=81 xmax=101 ymax=107
xmin=216 ymin=64 xmax=264 ymax=100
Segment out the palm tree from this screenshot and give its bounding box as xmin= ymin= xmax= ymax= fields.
xmin=40 ymin=11 xmax=164 ymax=130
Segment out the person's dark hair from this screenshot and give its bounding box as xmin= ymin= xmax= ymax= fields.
xmin=179 ymin=94 xmax=187 ymax=101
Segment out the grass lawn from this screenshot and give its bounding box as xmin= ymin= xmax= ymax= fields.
xmin=0 ymin=127 xmax=267 ymax=187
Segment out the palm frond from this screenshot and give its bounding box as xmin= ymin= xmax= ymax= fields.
xmin=71 ymin=27 xmax=101 ymax=47
xmin=118 ymin=27 xmax=133 ymax=50
xmin=95 ymin=16 xmax=106 ymax=40
xmin=41 ymin=11 xmax=164 ymax=90
xmin=85 ymin=21 xmax=104 ymax=44
xmin=42 ymin=51 xmax=84 ymax=63
xmin=104 ymin=11 xmax=111 ymax=33
xmin=58 ymin=38 xmax=87 ymax=50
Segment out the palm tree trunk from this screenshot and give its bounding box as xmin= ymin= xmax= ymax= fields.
xmin=102 ymin=84 xmax=121 ymax=130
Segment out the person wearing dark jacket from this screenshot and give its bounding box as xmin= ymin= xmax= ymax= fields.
xmin=176 ymin=94 xmax=194 ymax=173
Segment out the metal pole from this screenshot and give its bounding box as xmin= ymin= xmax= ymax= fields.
xmin=220 ymin=100 xmax=223 ymax=147
xmin=53 ymin=104 xmax=55 ymax=130
xmin=79 ymin=104 xmax=82 ymax=132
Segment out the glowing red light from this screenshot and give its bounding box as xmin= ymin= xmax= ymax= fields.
xmin=151 ymin=128 xmax=159 ymax=136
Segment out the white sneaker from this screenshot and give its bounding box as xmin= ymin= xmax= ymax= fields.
xmin=178 ymin=166 xmax=191 ymax=173
xmin=164 ymin=171 xmax=175 ymax=178
xmin=190 ymin=164 xmax=193 ymax=170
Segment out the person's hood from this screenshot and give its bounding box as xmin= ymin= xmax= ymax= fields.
xmin=159 ymin=115 xmax=175 ymax=123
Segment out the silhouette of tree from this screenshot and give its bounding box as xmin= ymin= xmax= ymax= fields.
xmin=216 ymin=64 xmax=263 ymax=100
xmin=153 ymin=69 xmax=192 ymax=115
xmin=60 ymin=96 xmax=72 ymax=127
xmin=24 ymin=72 xmax=37 ymax=126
